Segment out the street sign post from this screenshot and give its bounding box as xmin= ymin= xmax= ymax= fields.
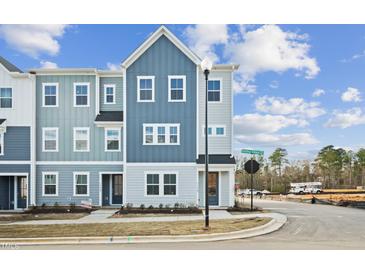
xmin=241 ymin=149 xmax=264 ymax=211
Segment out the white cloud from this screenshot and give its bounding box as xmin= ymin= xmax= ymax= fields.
xmin=184 ymin=24 xmax=319 ymax=94
xmin=312 ymin=88 xmax=325 ymax=97
xmin=341 ymin=87 xmax=362 ymax=102
xmin=0 ymin=25 xmax=69 ymax=58
xmin=235 ymin=133 xmax=318 ymax=146
xmin=106 ymin=62 xmax=121 ymax=71
xmin=325 ymin=108 xmax=365 ymax=129
xmin=184 ymin=24 xmax=228 ymax=63
xmin=40 ymin=61 xmax=58 ymax=69
xmin=233 ymin=113 xmax=305 ymax=135
xmin=254 ymin=96 xmax=326 ymax=119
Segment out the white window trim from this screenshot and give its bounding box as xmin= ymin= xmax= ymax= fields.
xmin=208 ymin=78 xmax=223 ymax=103
xmin=143 ymin=123 xmax=180 ymax=145
xmin=104 ymin=84 xmax=116 ymax=104
xmin=0 ymin=87 xmax=13 ymax=109
xmin=73 ymin=171 xmax=90 ymax=196
xmin=73 ymin=82 xmax=90 ymax=107
xmin=42 ymin=172 xmax=58 ymax=197
xmin=73 ymin=127 xmax=90 ymax=152
xmin=144 ymin=171 xmax=178 ymax=197
xmin=42 ymin=83 xmax=59 ymax=107
xmin=168 ymin=75 xmax=186 ymax=102
xmin=137 ymin=76 xmax=155 ymax=102
xmin=104 ymin=128 xmax=121 ymax=152
xmin=202 ymin=125 xmax=226 ymax=137
xmin=42 ymin=127 xmax=59 ymax=152
xmin=0 ymin=133 xmax=4 ymax=156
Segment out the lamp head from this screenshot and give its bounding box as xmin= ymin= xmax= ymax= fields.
xmin=201 ymin=57 xmax=213 ymax=72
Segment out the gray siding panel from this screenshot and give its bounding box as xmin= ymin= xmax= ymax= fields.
xmin=100 ymin=77 xmax=123 ymax=111
xmin=36 ymin=75 xmax=123 ymax=161
xmin=36 ymin=164 xmax=123 ymax=206
xmin=126 ymin=165 xmax=198 ymax=207
xmin=0 ymin=126 xmax=30 ymax=161
xmin=126 ymin=35 xmax=197 ymax=162
xmin=0 ymin=164 xmax=30 ymax=173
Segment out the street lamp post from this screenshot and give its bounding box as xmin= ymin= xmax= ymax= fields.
xmin=201 ymin=57 xmax=213 ymax=228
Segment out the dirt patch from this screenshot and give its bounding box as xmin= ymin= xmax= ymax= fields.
xmin=0 ymin=213 xmax=88 ymax=224
xmin=0 ymin=217 xmax=271 ymax=238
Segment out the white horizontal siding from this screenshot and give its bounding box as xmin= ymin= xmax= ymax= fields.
xmin=126 ymin=165 xmax=198 ymax=207
xmin=0 ymin=66 xmax=34 ymax=126
xmin=198 ymin=70 xmax=232 ymax=155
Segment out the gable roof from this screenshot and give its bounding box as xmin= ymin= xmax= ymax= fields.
xmin=121 ymin=25 xmax=202 ymax=69
xmin=0 ymin=56 xmax=23 ymax=73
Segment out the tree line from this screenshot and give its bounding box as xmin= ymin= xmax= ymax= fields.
xmin=235 ymin=146 xmax=365 ymax=192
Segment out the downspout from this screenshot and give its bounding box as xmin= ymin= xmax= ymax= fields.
xmin=30 ymin=73 xmax=36 ymax=206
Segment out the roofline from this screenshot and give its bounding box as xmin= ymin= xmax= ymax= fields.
xmin=121 ymin=25 xmax=202 ymax=69
xmin=211 ymin=64 xmax=240 ymax=71
xmin=28 ymin=68 xmax=123 ymax=76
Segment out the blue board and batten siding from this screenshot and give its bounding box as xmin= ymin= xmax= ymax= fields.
xmin=100 ymin=77 xmax=123 ymax=111
xmin=0 ymin=127 xmax=30 ymax=161
xmin=36 ymin=75 xmax=123 ymax=162
xmin=126 ymin=35 xmax=197 ymax=162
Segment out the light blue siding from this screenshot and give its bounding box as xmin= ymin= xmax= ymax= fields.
xmin=0 ymin=127 xmax=30 ymax=161
xmin=36 ymin=75 xmax=123 ymax=161
xmin=36 ymin=164 xmax=123 ymax=206
xmin=126 ymin=165 xmax=198 ymax=207
xmin=126 ymin=35 xmax=197 ymax=162
xmin=100 ymin=77 xmax=123 ymax=111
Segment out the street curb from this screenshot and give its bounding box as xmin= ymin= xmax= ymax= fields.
xmin=0 ymin=213 xmax=287 ymax=246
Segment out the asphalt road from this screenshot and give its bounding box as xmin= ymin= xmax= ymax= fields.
xmin=21 ymin=199 xmax=365 ymax=249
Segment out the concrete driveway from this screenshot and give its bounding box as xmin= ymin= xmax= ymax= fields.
xmin=21 ymin=199 xmax=365 ymax=249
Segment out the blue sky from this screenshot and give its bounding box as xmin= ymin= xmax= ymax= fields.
xmin=1 ymin=24 xmax=365 ymax=160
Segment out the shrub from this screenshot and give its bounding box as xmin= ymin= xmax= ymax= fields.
xmin=41 ymin=203 xmax=46 ymax=208
xmin=54 ymin=202 xmax=59 ymax=207
xmin=126 ymin=203 xmax=133 ymax=209
xmin=159 ymin=203 xmax=163 ymax=209
xmin=174 ymin=202 xmax=180 ymax=209
xmin=140 ymin=204 xmax=145 ymax=210
xmin=165 ymin=204 xmax=171 ymax=209
xmin=148 ymin=205 xmax=154 ymax=209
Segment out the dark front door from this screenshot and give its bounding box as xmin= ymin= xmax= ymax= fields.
xmin=102 ymin=174 xmax=110 ymax=206
xmin=0 ymin=176 xmax=13 ymax=210
xmin=16 ymin=176 xmax=27 ymax=209
xmin=111 ymin=174 xmax=123 ymax=204
xmin=208 ymin=172 xmax=219 ymax=206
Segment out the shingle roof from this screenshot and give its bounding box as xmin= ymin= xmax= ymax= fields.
xmin=196 ymin=154 xmax=236 ymax=165
xmin=95 ymin=111 xmax=123 ymax=122
xmin=0 ymin=56 xmax=22 ymax=73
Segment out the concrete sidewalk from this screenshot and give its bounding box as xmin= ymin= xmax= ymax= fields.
xmin=2 ymin=209 xmax=267 ymax=225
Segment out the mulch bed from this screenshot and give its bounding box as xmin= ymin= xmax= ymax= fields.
xmin=115 ymin=207 xmax=202 ymax=215
xmin=26 ymin=206 xmax=95 ymax=214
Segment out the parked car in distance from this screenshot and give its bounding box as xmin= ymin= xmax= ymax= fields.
xmin=239 ymin=189 xmax=270 ymax=196
xmin=289 ymin=182 xmax=322 ymax=194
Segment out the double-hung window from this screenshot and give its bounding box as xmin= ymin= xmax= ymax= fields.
xmin=168 ymin=75 xmax=186 ymax=102
xmin=42 ymin=128 xmax=58 ymax=152
xmin=0 ymin=88 xmax=12 ymax=108
xmin=73 ymin=127 xmax=90 ymax=152
xmin=145 ymin=172 xmax=178 ymax=196
xmin=42 ymin=172 xmax=58 ymax=196
xmin=208 ymin=79 xmax=221 ymax=102
xmin=0 ymin=133 xmax=4 ymax=155
xmin=163 ymin=174 xmax=177 ymax=195
xmin=143 ymin=124 xmax=180 ymax=145
xmin=104 ymin=84 xmax=115 ymax=104
xmin=74 ymin=172 xmax=89 ymax=196
xmin=74 ymin=83 xmax=90 ymax=107
xmin=137 ymin=76 xmax=155 ymax=102
xmin=146 ymin=174 xmax=160 ymax=196
xmin=42 ymin=83 xmax=58 ymax=107
xmin=105 ymin=128 xmax=121 ymax=151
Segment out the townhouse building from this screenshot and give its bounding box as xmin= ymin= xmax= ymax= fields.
xmin=0 ymin=25 xmax=238 ymax=210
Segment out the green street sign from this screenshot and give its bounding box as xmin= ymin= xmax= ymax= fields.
xmin=241 ymin=149 xmax=264 ymax=156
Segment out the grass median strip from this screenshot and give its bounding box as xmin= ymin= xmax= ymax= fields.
xmin=0 ymin=213 xmax=88 ymax=224
xmin=0 ymin=217 xmax=271 ymax=238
